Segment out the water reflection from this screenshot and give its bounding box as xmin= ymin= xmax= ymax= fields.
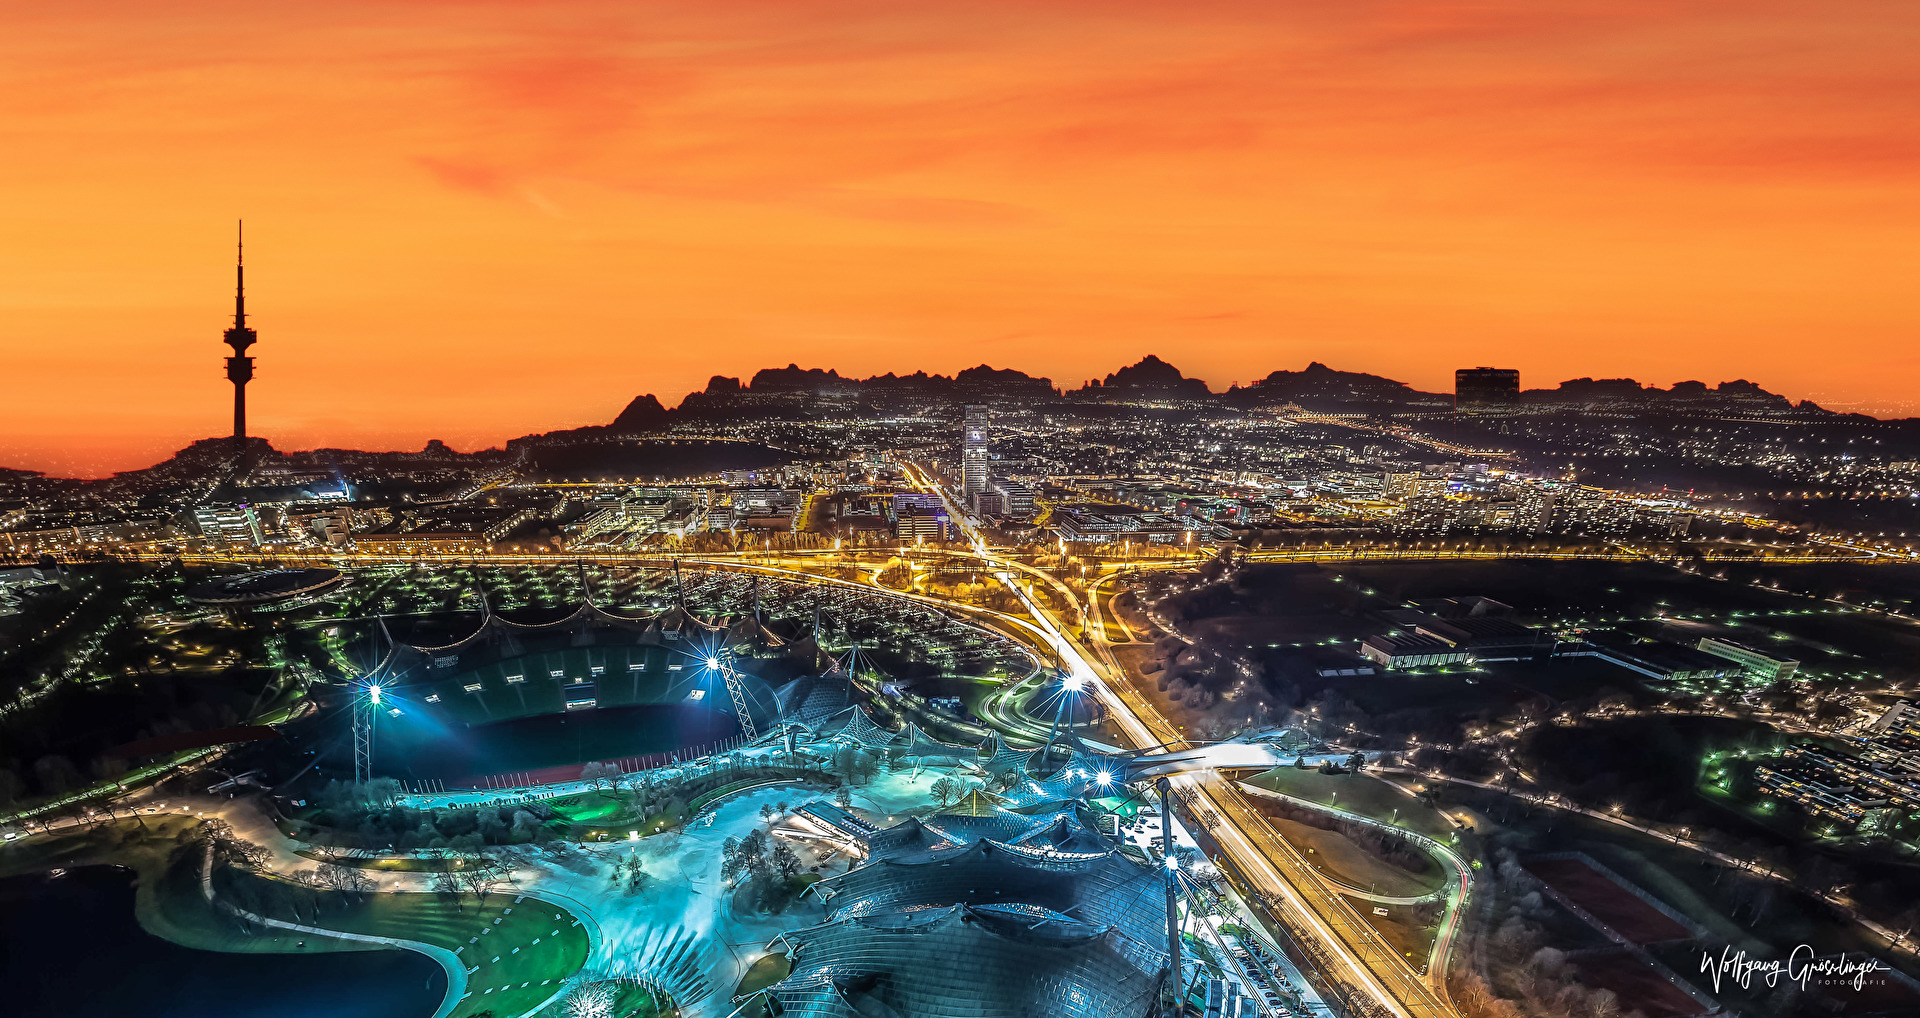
xmin=0 ymin=868 xmax=443 ymax=1018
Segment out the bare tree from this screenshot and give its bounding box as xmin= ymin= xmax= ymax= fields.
xmin=315 ymin=863 xmax=376 ymax=903
xmin=202 ymin=818 xmax=270 ymax=870
xmin=431 ymin=869 xmax=461 ymax=907
xmin=580 ymin=762 xmax=616 ymax=791
xmin=457 ymin=861 xmax=503 ymax=907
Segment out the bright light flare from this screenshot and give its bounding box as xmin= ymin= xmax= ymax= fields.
xmin=367 ymin=684 xmax=382 ymax=705
xmin=704 ymin=656 xmax=720 ymax=670
xmin=562 ymin=981 xmax=618 ymax=1018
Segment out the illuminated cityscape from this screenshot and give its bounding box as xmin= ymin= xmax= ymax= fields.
xmin=7 ymin=302 xmax=1920 ymax=1017
xmin=6 ymin=5 xmax=1920 ymax=1018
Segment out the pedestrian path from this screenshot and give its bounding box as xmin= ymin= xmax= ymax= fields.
xmin=196 ymin=844 xmax=470 ymax=1018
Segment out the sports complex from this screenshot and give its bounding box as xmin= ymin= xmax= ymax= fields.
xmin=8 ymin=556 xmax=1456 ymax=1018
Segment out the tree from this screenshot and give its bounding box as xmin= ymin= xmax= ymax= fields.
xmin=202 ymin=818 xmax=270 ymax=869
xmin=760 ymin=803 xmax=776 ymax=825
xmin=457 ymin=861 xmax=503 ymax=906
xmin=432 ymin=870 xmax=461 ymax=906
xmin=723 ymin=829 xmax=771 ymax=887
xmin=477 ymin=810 xmax=507 ymax=844
xmin=831 ymin=745 xmax=861 ymax=784
xmin=315 ymin=863 xmax=376 ymax=903
xmin=510 ymin=810 xmax=541 ymax=844
xmin=580 ymin=762 xmax=618 ymax=790
xmin=773 ymin=843 xmax=801 ymax=881
xmin=930 ymin=776 xmax=959 ymax=806
xmin=363 ymin=777 xmax=405 ymax=809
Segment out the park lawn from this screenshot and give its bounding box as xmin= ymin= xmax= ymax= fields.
xmin=550 ymin=791 xmax=636 ymax=826
xmin=221 ymin=868 xmax=592 ymax=1018
xmin=400 ymin=894 xmax=591 ymax=1018
xmin=548 ymin=790 xmax=687 ymax=840
xmin=1265 ymin=814 xmax=1443 ymax=898
xmin=1345 ymin=894 xmax=1439 ymax=975
xmin=726 ymin=951 xmax=793 ymax=1018
xmin=735 ymin=951 xmax=792 ymax=996
xmin=0 ymin=816 xmax=195 ymax=880
xmin=1242 ymin=767 xmax=1458 ymax=842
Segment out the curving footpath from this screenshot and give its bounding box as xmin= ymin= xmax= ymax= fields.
xmin=197 ymin=844 xmax=471 ymax=1018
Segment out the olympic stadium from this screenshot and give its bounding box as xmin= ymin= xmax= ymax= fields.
xmin=300 ymin=565 xmax=1049 ymax=787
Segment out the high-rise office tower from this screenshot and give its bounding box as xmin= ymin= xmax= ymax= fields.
xmin=223 ymin=222 xmax=257 ymax=448
xmin=961 ymin=405 xmax=990 ymax=497
xmin=1455 ymin=367 xmax=1518 ymax=412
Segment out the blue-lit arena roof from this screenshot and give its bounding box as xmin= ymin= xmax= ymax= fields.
xmin=761 ymin=808 xmax=1169 ymax=1017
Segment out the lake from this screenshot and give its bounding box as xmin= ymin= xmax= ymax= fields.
xmin=0 ymin=867 xmax=444 ymax=1018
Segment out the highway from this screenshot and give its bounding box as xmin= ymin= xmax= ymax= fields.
xmin=906 ymin=463 xmax=1456 ymax=1018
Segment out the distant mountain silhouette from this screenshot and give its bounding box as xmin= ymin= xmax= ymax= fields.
xmin=609 ymin=394 xmax=669 ymax=432
xmin=20 ymin=356 xmax=1894 ymax=482
xmin=1526 ymin=377 xmax=1796 ymax=412
xmin=1075 ymin=355 xmax=1211 ymax=398
xmin=748 ymin=364 xmax=857 ymax=393
xmin=670 ymin=362 xmax=1056 ymax=416
xmin=1226 ymin=362 xmax=1442 ymax=409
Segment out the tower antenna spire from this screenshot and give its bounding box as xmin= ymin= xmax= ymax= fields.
xmin=234 ymin=219 xmax=246 ymax=327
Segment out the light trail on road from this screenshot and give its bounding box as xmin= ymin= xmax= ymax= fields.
xmin=902 ymin=461 xmax=1455 ymax=1018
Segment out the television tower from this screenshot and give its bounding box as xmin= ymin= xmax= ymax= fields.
xmin=223 ymin=221 xmax=256 ymax=450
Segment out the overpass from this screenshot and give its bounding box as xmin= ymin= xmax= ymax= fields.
xmin=1113 ymin=740 xmax=1293 ymax=781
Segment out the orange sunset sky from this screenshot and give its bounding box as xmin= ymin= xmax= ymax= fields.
xmin=3 ymin=1 xmax=1917 ymax=477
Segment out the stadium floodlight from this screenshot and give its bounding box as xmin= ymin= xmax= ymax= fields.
xmin=354 ymin=680 xmax=383 ymax=784
xmin=705 ymin=656 xmax=720 ymax=670
xmin=1164 ymin=855 xmax=1180 ymax=871
xmin=1062 ymin=675 xmax=1086 ymax=692
xmin=1097 ymin=770 xmax=1113 ymax=785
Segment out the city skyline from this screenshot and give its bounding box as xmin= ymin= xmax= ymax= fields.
xmin=5 ymin=1 xmax=1919 ymax=474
